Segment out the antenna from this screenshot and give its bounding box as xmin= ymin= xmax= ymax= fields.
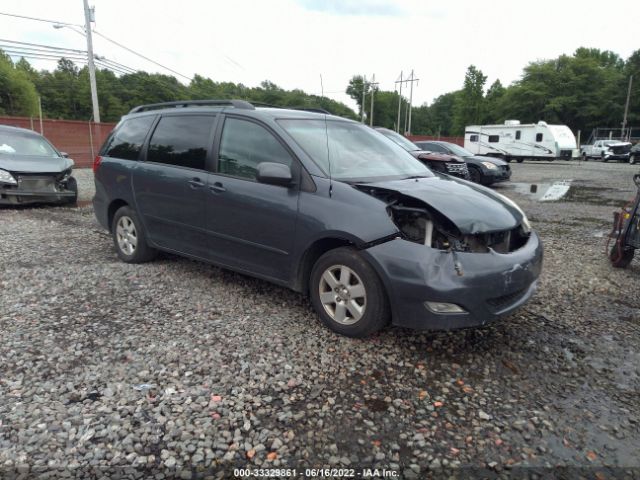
xmin=320 ymin=74 xmax=324 ymax=98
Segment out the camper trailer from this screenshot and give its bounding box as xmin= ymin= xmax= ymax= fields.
xmin=464 ymin=121 xmax=578 ymax=162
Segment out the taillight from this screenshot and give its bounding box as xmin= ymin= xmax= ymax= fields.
xmin=93 ymin=155 xmax=102 ymax=173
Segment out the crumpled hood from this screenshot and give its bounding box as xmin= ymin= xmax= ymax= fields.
xmin=0 ymin=154 xmax=74 ymax=173
xmin=360 ymin=175 xmax=524 ymax=234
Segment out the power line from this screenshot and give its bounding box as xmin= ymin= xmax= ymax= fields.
xmin=96 ymin=57 xmax=137 ymax=74
xmin=0 ymin=38 xmax=138 ymax=75
xmin=0 ymin=38 xmax=86 ymax=54
xmin=0 ymin=10 xmax=191 ymax=81
xmin=0 ymin=11 xmax=81 ymax=27
xmin=92 ymin=29 xmax=192 ymax=81
xmin=4 ymin=48 xmax=137 ymax=77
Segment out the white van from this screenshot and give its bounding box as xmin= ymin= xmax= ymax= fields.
xmin=464 ymin=120 xmax=578 ymax=162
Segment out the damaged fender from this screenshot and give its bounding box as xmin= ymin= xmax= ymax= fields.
xmin=361 ymin=234 xmax=543 ymax=330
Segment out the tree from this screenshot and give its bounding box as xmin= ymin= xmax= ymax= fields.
xmin=0 ymin=52 xmax=39 ymax=116
xmin=483 ymin=79 xmax=505 ymax=123
xmin=346 ymin=75 xmax=371 ymax=120
xmin=427 ymin=91 xmax=460 ymax=136
xmin=452 ymin=65 xmax=487 ymax=134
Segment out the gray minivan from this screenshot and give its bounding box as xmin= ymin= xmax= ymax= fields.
xmin=93 ymin=100 xmax=542 ymax=337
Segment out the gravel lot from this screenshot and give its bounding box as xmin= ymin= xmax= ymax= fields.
xmin=1 ymin=161 xmax=639 ymax=479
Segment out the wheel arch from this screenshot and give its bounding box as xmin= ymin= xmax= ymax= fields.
xmin=107 ymin=199 xmax=129 ymax=232
xmin=293 ymin=237 xmax=357 ymax=293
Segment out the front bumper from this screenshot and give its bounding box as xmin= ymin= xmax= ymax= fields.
xmin=604 ymin=152 xmax=630 ymax=161
xmin=0 ymin=189 xmax=76 ymax=205
xmin=362 ymin=232 xmax=543 ymax=330
xmin=0 ymin=175 xmax=75 ymax=205
xmin=484 ymin=166 xmax=511 ymax=184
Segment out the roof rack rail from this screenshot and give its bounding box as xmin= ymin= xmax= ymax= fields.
xmin=294 ymin=107 xmax=331 ymax=114
xmin=252 ymin=102 xmax=332 ymax=115
xmin=128 ymin=99 xmax=255 ymax=114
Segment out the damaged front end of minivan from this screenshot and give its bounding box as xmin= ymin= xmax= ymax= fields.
xmin=354 ymin=179 xmax=543 ymax=330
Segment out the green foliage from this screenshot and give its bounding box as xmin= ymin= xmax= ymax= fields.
xmin=452 ymin=65 xmax=487 ymax=133
xmin=0 ymin=53 xmax=39 ymax=116
xmin=0 ymin=50 xmax=357 ymax=122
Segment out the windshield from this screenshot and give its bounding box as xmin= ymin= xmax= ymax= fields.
xmin=375 ymin=128 xmax=420 ymax=152
xmin=278 ymin=119 xmax=433 ymax=181
xmin=0 ymin=131 xmax=59 ymax=157
xmin=442 ymin=143 xmax=473 ymax=157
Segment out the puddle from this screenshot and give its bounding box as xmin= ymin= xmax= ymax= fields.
xmin=509 ymin=181 xmax=626 ymax=206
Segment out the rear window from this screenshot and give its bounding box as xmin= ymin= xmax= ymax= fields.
xmin=147 ymin=115 xmax=216 ymax=170
xmin=104 ymin=116 xmax=155 ymax=160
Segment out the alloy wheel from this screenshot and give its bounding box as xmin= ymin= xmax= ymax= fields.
xmin=116 ymin=215 xmax=138 ymax=255
xmin=318 ymin=265 xmax=366 ymax=325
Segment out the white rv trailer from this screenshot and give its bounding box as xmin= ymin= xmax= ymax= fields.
xmin=464 ymin=120 xmax=578 ymax=162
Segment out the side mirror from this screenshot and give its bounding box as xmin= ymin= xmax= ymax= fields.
xmin=256 ymin=162 xmax=293 ymax=186
xmin=60 ymin=152 xmax=69 ymax=158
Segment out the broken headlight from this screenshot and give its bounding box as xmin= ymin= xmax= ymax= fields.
xmin=0 ymin=169 xmax=17 ymax=185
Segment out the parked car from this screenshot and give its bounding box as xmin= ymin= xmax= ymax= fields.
xmin=580 ymin=140 xmax=632 ymax=162
xmin=629 ymin=143 xmax=639 ymax=165
xmin=373 ymin=127 xmax=470 ymax=180
xmin=0 ymin=125 xmax=77 ymax=206
xmin=414 ymin=140 xmax=511 ymax=186
xmin=94 ymin=100 xmax=543 ymax=338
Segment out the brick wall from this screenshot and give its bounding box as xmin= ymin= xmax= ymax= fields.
xmin=0 ymin=116 xmax=116 ymax=168
xmin=407 ymin=135 xmax=465 ymax=146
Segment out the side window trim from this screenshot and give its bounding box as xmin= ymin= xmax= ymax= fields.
xmin=213 ymin=114 xmax=302 ymax=185
xmin=141 ymin=113 xmax=218 ymax=172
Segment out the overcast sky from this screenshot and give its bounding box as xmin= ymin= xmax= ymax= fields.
xmin=1 ymin=0 xmax=638 ymax=111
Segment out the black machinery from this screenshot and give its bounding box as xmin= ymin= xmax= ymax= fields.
xmin=609 ymin=174 xmax=640 ymax=268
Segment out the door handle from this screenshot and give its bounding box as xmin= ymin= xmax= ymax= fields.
xmin=210 ymin=182 xmax=226 ymax=193
xmin=188 ymin=178 xmax=205 ymax=188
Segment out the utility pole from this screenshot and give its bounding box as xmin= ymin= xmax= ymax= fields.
xmin=369 ymin=74 xmax=378 ymax=127
xmin=396 ymin=71 xmax=403 ymax=133
xmin=395 ymin=70 xmax=419 ymax=134
xmin=83 ymin=0 xmax=100 ymax=123
xmin=361 ymin=75 xmax=367 ymax=123
xmin=407 ymin=70 xmax=417 ymax=135
xmin=622 ymin=75 xmax=633 ymax=140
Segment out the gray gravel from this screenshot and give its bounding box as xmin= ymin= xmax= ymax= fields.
xmin=1 ymin=162 xmax=639 ymax=478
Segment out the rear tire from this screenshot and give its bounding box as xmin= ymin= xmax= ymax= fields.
xmin=610 ymin=243 xmax=634 ymax=268
xmin=582 ymin=153 xmax=588 ymax=161
xmin=516 ymin=158 xmax=524 ymax=163
xmin=112 ymin=206 xmax=157 ymax=263
xmin=309 ymin=247 xmax=390 ymax=338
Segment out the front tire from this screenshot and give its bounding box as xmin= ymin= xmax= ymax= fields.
xmin=310 ymin=247 xmax=390 ymax=338
xmin=610 ymin=243 xmax=634 ymax=268
xmin=468 ymin=165 xmax=483 ymax=184
xmin=64 ymin=176 xmax=78 ymax=207
xmin=112 ymin=206 xmax=157 ymax=263
xmin=630 ymin=154 xmax=637 ymax=165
